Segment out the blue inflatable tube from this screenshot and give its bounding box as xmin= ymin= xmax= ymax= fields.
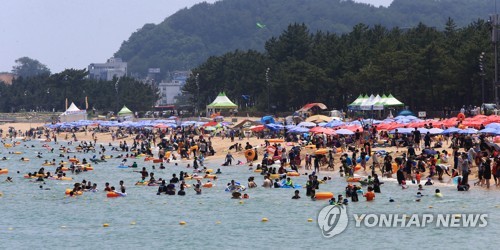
xmin=356 ymin=156 xmax=370 ymax=163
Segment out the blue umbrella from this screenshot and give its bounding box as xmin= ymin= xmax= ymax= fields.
xmin=261 ymin=116 xmax=275 ymax=124
xmin=335 ymin=129 xmax=355 ymax=135
xmin=389 ymin=128 xmax=413 ymax=134
xmin=485 ymin=123 xmax=500 ymax=129
xmin=479 ymin=128 xmax=498 ymax=134
xmin=459 ymin=128 xmax=478 ymax=134
xmin=397 ymin=110 xmax=414 ymax=116
xmin=442 ymin=127 xmax=462 ymax=134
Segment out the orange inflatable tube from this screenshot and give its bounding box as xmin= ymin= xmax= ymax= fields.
xmin=347 ymin=177 xmax=361 ymax=182
xmin=315 ymin=192 xmax=334 ymax=200
xmin=245 ymin=149 xmax=256 ymax=161
xmin=267 ymin=139 xmax=284 ymax=143
xmin=202 ymin=182 xmax=213 ymax=188
xmin=0 ymin=169 xmax=8 ymax=175
xmin=286 ymin=172 xmax=300 ymax=177
xmin=106 ymin=192 xmax=120 ymax=198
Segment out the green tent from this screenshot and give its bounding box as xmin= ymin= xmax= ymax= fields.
xmin=118 ymin=105 xmax=133 ymax=116
xmin=206 ymin=92 xmax=238 ymax=117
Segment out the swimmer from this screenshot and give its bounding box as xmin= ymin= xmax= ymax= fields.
xmin=194 ymin=184 xmax=202 ymax=194
xmin=418 ymin=184 xmax=424 ymax=190
xmin=435 ymin=189 xmax=443 ymax=197
xmin=242 ymin=193 xmax=249 ymax=199
xmin=389 ymin=198 xmax=394 ymax=202
xmin=215 ymin=168 xmax=222 ymax=174
xmin=39 ymin=185 xmax=50 ymax=190
xmin=425 ymin=178 xmax=433 ymax=186
xmin=292 ymin=190 xmax=301 ymax=199
xmin=231 ymin=192 xmax=241 ymax=199
xmin=416 ymin=192 xmax=424 ymax=198
xmin=5 ymin=177 xmax=13 ymax=182
xmin=178 ymin=186 xmax=186 ymax=196
xmin=329 ymin=197 xmax=336 ymax=205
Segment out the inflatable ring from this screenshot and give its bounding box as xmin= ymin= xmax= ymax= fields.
xmin=202 ymin=182 xmax=213 ymax=188
xmin=22 ymin=158 xmax=30 ymax=162
xmin=315 ymin=192 xmax=334 ymax=200
xmin=347 ymin=177 xmax=361 ymax=182
xmin=245 ymin=149 xmax=256 ymax=161
xmin=65 ymin=189 xmax=82 ymax=195
xmin=152 ymin=159 xmax=163 ymax=163
xmin=286 ymin=172 xmax=300 ymax=177
xmin=254 ymin=169 xmax=262 ymax=173
xmin=135 ymin=181 xmax=149 ymax=186
xmin=267 ymin=139 xmax=284 ymax=143
xmin=354 ymin=165 xmax=362 ymax=171
xmin=83 ymin=166 xmax=94 ymax=171
xmin=69 ymin=158 xmax=79 ymax=163
xmin=269 ymin=174 xmax=280 ymax=180
xmin=193 ymin=176 xmax=204 ymax=180
xmin=0 ymin=169 xmax=8 ymax=175
xmin=14 ymin=152 xmax=22 ymax=155
xmin=45 ymin=139 xmax=51 ymax=142
xmin=4 ymin=143 xmax=12 ymax=148
xmin=204 ymin=174 xmax=217 ymax=179
xmin=205 ymin=169 xmax=214 ymax=173
xmin=106 ymin=192 xmax=120 ymax=198
xmin=315 ymin=149 xmax=328 ymax=155
xmin=42 ymin=163 xmax=54 ymax=166
xmin=24 ymin=175 xmax=37 ymax=179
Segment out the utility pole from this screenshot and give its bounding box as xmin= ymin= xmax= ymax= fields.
xmin=266 ymin=67 xmax=270 ymax=113
xmin=195 ymin=73 xmax=199 ymax=116
xmin=491 ymin=14 xmax=499 ymax=105
xmin=479 ymin=52 xmax=486 ymax=104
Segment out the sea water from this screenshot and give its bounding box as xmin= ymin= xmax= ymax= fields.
xmin=0 ymin=141 xmax=499 ymax=249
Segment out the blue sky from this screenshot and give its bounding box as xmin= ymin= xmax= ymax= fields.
xmin=0 ymin=0 xmax=392 ymax=73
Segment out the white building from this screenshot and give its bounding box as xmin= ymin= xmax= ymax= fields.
xmin=156 ymin=72 xmax=189 ymax=106
xmin=88 ymin=58 xmax=127 ymax=81
xmin=157 ymin=80 xmax=183 ymax=106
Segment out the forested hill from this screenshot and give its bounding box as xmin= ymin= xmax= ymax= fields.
xmin=115 ymin=0 xmax=494 ymax=77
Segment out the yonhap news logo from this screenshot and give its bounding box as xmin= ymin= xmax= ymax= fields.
xmin=318 ymin=205 xmax=488 ymax=238
xmin=317 ymin=204 xmax=348 ymax=238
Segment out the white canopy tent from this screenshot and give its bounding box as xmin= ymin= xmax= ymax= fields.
xmin=60 ymin=102 xmax=87 ymax=122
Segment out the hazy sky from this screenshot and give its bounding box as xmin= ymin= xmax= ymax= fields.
xmin=1 ymin=0 xmax=393 ymax=73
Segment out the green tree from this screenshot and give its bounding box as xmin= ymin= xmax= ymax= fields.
xmin=12 ymin=57 xmax=51 ymax=78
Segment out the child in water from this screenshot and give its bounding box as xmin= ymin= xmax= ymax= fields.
xmin=292 ymin=190 xmax=300 ymax=199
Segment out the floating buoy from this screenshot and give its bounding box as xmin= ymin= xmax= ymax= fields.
xmin=428 ymin=206 xmax=433 ymax=208
xmin=239 ymin=201 xmax=244 ymax=204
xmin=103 ymin=223 xmax=109 ymax=227
xmin=261 ymin=218 xmax=268 ymax=222
xmin=130 ymin=221 xmax=136 ymax=225
xmin=307 ymin=218 xmax=313 ymax=222
xmin=61 ymin=225 xmax=67 ymax=228
xmin=8 ymin=227 xmax=13 ymax=230
xmin=179 ymin=221 xmax=187 ymax=225
xmin=216 ymin=221 xmax=221 ymax=224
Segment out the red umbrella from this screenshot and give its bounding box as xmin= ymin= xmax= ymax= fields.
xmin=154 ymin=123 xmax=169 ymax=128
xmin=250 ymin=125 xmax=265 ymax=132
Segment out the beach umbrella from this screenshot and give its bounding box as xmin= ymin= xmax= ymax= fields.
xmin=389 ymin=128 xmax=413 ymax=134
xmin=204 ymin=126 xmax=216 ymax=131
xmin=485 ymin=123 xmax=500 ymax=129
xmin=289 ymin=127 xmax=310 ymax=133
xmin=417 ymin=128 xmax=429 ymax=134
xmin=479 ymin=128 xmax=498 ymax=134
xmin=261 ymin=116 xmax=275 ymax=124
xmin=297 ymin=121 xmax=317 ymax=128
xmin=250 ymin=125 xmax=265 ymax=132
xmin=154 ymin=123 xmax=170 ymax=128
xmin=459 ymin=128 xmax=478 ymax=134
xmin=428 ymin=128 xmax=444 ymax=135
xmin=324 ymin=120 xmax=344 ymax=128
xmin=442 ymin=127 xmax=462 ymax=134
xmin=309 ymin=126 xmax=328 ymax=133
xmin=335 ymin=129 xmax=354 ymax=135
